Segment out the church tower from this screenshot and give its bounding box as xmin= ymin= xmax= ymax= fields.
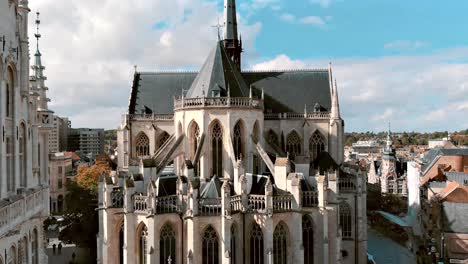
xmin=223 ymin=0 xmax=242 ymax=69
xmin=380 ymin=128 xmax=397 ymax=193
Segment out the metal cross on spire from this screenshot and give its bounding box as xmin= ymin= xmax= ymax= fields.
xmin=212 ymin=17 xmax=223 ymax=41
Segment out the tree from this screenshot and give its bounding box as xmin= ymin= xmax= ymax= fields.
xmin=59 ymin=162 xmax=110 ymax=259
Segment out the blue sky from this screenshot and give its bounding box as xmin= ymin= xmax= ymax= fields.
xmin=29 ymin=0 xmax=467 ymax=132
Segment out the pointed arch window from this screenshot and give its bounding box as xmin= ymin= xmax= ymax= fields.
xmin=32 ymin=229 xmax=38 ymax=264
xmin=211 ymin=122 xmax=223 ymax=177
xmin=309 ymin=131 xmax=325 ymax=161
xmin=273 ymin=222 xmax=288 ymax=264
xmin=18 ymin=237 xmax=27 ymax=264
xmin=190 ymin=122 xmax=200 ymax=159
xmin=135 ymin=133 xmax=150 ymax=157
xmin=6 ymin=137 xmax=14 ymax=192
xmin=230 ymin=224 xmax=237 ymax=264
xmin=138 ymin=225 xmax=148 ymax=264
xmin=233 ymin=121 xmax=243 ymax=160
xmin=252 ymin=122 xmax=260 ymax=144
xmin=339 ymin=202 xmax=352 ymax=238
xmin=7 ymin=245 xmax=16 ymax=264
xmin=286 ymin=131 xmax=302 ymax=157
xmin=119 ymin=223 xmax=124 ymax=264
xmin=303 ymin=215 xmax=314 ymax=264
xmin=160 ymin=223 xmax=176 ymax=264
xmin=157 ymin=131 xmax=170 ymax=150
xmin=6 ymin=67 xmax=14 ymax=118
xmin=250 ymin=223 xmax=264 ymax=264
xmin=202 ymin=226 xmax=219 ymax=264
xmin=267 ymin=130 xmax=279 ymax=146
xmin=19 ymin=123 xmax=27 ymax=187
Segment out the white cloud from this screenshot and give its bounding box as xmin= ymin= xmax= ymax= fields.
xmin=299 ymin=16 xmax=326 ymax=26
xmin=384 ymin=40 xmax=428 ymax=51
xmin=310 ymin=0 xmax=333 ymax=8
xmin=28 ymin=0 xmax=262 ymax=129
xmin=280 ymin=13 xmax=295 ymax=22
xmin=251 ymin=48 xmax=468 ymax=132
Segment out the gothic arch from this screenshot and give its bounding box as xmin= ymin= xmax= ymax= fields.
xmin=252 ymin=121 xmax=260 ymax=143
xmin=114 ymin=218 xmax=125 ymax=264
xmin=250 ymin=222 xmax=264 ymax=264
xmin=309 ymin=130 xmax=325 ymax=162
xmin=31 ymin=228 xmax=38 ymax=264
xmin=157 ymin=131 xmax=170 ymax=149
xmin=8 ymin=245 xmax=17 ymax=264
xmin=230 ymin=223 xmax=238 ymax=264
xmin=339 ymin=202 xmax=352 ymax=238
xmin=302 ymin=215 xmax=314 ymax=264
xmin=202 ymin=225 xmax=219 ymax=264
xmin=18 ymin=236 xmax=28 ymax=264
xmin=6 ymin=65 xmax=15 ymax=118
xmin=188 ymin=121 xmax=201 ymax=159
xmin=134 ymin=132 xmax=150 ymax=157
xmin=136 ymin=222 xmax=148 ymax=264
xmin=19 ymin=122 xmax=27 ymax=187
xmin=286 ymin=130 xmax=302 ymax=157
xmin=267 ymin=129 xmax=279 ymax=146
xmin=160 ymin=222 xmax=176 ymax=264
xmin=273 ymin=221 xmax=289 ymax=264
xmin=233 ymin=119 xmax=245 ymax=160
xmin=209 ymin=120 xmax=224 ymax=177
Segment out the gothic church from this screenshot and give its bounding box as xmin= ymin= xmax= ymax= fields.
xmin=98 ymin=1 xmax=367 ymax=263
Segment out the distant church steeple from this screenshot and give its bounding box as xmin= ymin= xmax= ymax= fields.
xmin=223 ymin=0 xmax=242 ymax=69
xmin=33 ymin=12 xmax=45 ymax=81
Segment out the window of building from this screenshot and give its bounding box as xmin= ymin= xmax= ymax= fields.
xmin=157 ymin=132 xmax=170 ymax=150
xmin=32 ymin=229 xmax=38 ymax=264
xmin=267 ymin=129 xmax=279 ymax=146
xmin=211 ymin=122 xmax=223 ymax=177
xmin=339 ymin=202 xmax=352 ymax=238
xmin=18 ymin=236 xmax=28 ymax=264
xmin=273 ymin=222 xmax=288 ymax=264
xmin=6 ymin=67 xmax=14 ymax=118
xmin=135 ymin=133 xmax=150 ymax=157
xmin=286 ymin=131 xmax=302 ymax=157
xmin=233 ymin=121 xmax=243 ymax=160
xmin=160 ymin=223 xmax=176 ymax=264
xmin=58 ymin=166 xmax=63 ymax=174
xmin=138 ymin=225 xmax=148 ymax=264
xmin=202 ymin=225 xmax=219 ymax=264
xmin=19 ymin=124 xmax=27 ymax=187
xmin=250 ymin=223 xmax=264 ymax=264
xmin=190 ymin=122 xmax=200 ymax=159
xmin=58 ymin=178 xmax=63 ymax=189
xmin=309 ymin=131 xmax=325 ymax=162
xmin=303 ymin=215 xmax=314 ymax=264
xmin=6 ymin=137 xmax=14 ymax=192
xmin=7 ymin=246 xmax=16 ymax=264
xmin=230 ymin=224 xmax=237 ymax=264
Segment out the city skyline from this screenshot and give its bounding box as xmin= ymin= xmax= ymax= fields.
xmin=29 ymin=0 xmax=468 ymax=132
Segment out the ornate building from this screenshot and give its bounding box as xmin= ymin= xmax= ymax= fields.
xmin=368 ymin=130 xmax=408 ymax=196
xmin=0 ymin=2 xmax=51 ymax=263
xmin=97 ymin=1 xmax=367 ymax=263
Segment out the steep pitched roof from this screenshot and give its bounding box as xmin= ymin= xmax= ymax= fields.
xmin=186 ymin=41 xmax=249 ymax=98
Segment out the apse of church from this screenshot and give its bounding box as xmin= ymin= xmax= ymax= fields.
xmin=98 ymin=0 xmax=366 ymax=263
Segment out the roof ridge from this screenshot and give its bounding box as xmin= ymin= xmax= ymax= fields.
xmin=242 ymin=68 xmax=328 ymax=73
xmin=138 ymin=70 xmax=199 ymax=75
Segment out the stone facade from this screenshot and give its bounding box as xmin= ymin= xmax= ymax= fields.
xmin=0 ymin=1 xmax=51 ymax=263
xmin=98 ymin=1 xmax=367 ymax=263
xmin=49 ymin=152 xmax=73 ymax=214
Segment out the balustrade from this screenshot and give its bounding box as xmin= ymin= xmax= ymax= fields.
xmin=248 ymin=195 xmax=266 ymax=212
xmin=302 ymin=191 xmax=318 ymax=207
xmin=126 ymin=114 xmax=174 ymax=121
xmin=338 ymin=177 xmax=356 ymax=192
xmin=174 ymin=97 xmax=263 ymax=110
xmin=133 ymin=195 xmax=148 ymax=213
xmin=0 ymin=188 xmax=47 ymax=234
xmin=273 ymin=195 xmax=293 ymax=212
xmin=198 ymin=198 xmax=221 ymax=216
xmin=230 ymin=195 xmax=243 ymax=212
xmin=264 ymin=112 xmax=330 ymax=120
xmin=155 ymin=195 xmax=178 ymax=214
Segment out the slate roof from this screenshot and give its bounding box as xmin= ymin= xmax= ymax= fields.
xmin=128 ymin=59 xmax=332 ymax=114
xmin=155 ymin=174 xmax=178 ymax=196
xmin=186 ymin=41 xmax=249 ymax=98
xmin=422 ymin=148 xmax=468 ymax=173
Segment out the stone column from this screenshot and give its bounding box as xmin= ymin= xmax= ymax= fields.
xmin=124 ymin=183 xmax=136 ymax=264
xmin=221 ymin=181 xmax=232 ymax=264
xmin=186 ymin=181 xmax=198 ymax=264
xmin=264 ymin=179 xmax=274 ymax=262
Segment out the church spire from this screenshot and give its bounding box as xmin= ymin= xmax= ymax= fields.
xmin=331 ymin=79 xmax=341 ymax=119
xmin=33 ymin=11 xmax=45 ymax=80
xmin=224 ymin=0 xmax=238 ymax=41
xmin=223 ymin=0 xmax=242 ymax=69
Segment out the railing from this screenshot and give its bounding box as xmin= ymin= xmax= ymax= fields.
xmin=302 ymin=191 xmax=318 ymax=207
xmin=155 ymin=195 xmax=178 ymax=214
xmin=273 ymin=195 xmax=293 ymax=212
xmin=126 ymin=114 xmax=174 ymax=121
xmin=338 ymin=177 xmax=356 ymax=192
xmin=248 ymin=195 xmax=265 ymax=212
xmin=133 ymin=195 xmax=148 ymax=213
xmin=264 ymin=112 xmax=331 ymax=120
xmin=0 ymin=187 xmax=48 ymax=235
xmin=230 ymin=195 xmax=243 ymax=212
xmin=198 ymin=198 xmax=222 ymax=216
xmin=174 ymin=97 xmax=264 ymax=110
xmin=111 ymin=188 xmax=124 ymax=208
